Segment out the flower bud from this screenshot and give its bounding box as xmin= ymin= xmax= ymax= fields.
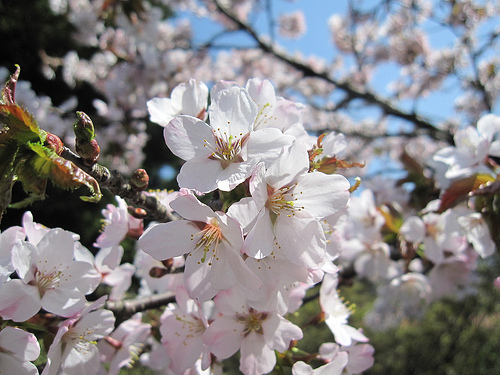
xmin=130 ymin=169 xmax=149 ymax=191
xmin=75 ymin=138 xmax=100 ymax=166
xmin=45 ymin=133 xmax=64 ymax=155
xmin=128 ymin=206 xmax=147 ymax=219
xmin=73 ymin=111 xmax=96 ymax=143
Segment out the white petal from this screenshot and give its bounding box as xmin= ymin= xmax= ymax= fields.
xmin=209 ymin=86 xmax=257 ymax=136
xmin=147 ymin=97 xmax=181 ymax=126
xmin=177 ymin=157 xmax=223 ymax=193
xmin=138 ymin=221 xmax=199 ymax=260
xmin=0 ymin=352 xmax=39 ymax=375
xmin=239 ymin=333 xmax=276 ymax=375
xmin=164 ymin=115 xmax=213 ymax=161
xmin=42 ymin=288 xmax=85 ymax=317
xmin=294 ymin=172 xmax=350 ymax=218
xmin=0 ymin=326 xmax=40 ymax=361
xmin=203 ymin=316 xmax=243 ymax=359
xmin=275 ymin=216 xmax=326 ymax=267
xmin=0 ymin=280 xmax=41 ymax=322
xmin=266 ymin=142 xmax=309 ymax=188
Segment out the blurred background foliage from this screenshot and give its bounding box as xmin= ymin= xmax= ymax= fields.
xmin=1 ymin=1 xmax=500 ymax=374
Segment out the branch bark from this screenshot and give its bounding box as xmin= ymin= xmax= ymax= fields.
xmin=61 ymin=147 xmax=176 ymax=223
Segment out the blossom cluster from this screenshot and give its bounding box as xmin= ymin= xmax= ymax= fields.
xmin=1 ymin=0 xmax=500 ymax=374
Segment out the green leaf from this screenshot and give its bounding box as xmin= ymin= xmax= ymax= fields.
xmin=0 ymin=103 xmax=46 ymax=144
xmin=24 ymin=143 xmax=102 ymax=203
xmin=0 ymin=137 xmax=18 ymax=220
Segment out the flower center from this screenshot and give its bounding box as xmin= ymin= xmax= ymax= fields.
xmin=204 ymin=129 xmax=249 ymax=168
xmin=31 ymin=263 xmax=67 ymax=296
xmin=267 ymin=183 xmax=304 ymax=218
xmin=237 ymin=308 xmax=268 ymax=337
xmin=191 ymin=218 xmax=223 ymax=265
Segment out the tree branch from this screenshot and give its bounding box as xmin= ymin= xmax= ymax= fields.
xmin=61 ymin=147 xmax=176 ymax=223
xmin=106 ymin=292 xmax=176 ymax=321
xmin=213 ymin=0 xmax=454 ymax=144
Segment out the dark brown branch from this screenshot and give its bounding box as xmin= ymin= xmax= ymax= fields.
xmin=61 ymin=147 xmax=176 ymax=223
xmin=213 ymin=0 xmax=454 ymax=144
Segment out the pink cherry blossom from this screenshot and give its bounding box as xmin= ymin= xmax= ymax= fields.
xmin=319 ymin=273 xmax=368 ymax=346
xmin=160 ymin=286 xmax=212 ymax=374
xmin=95 ymin=196 xmax=143 ymax=248
xmin=0 ymin=228 xmax=101 ymax=321
xmin=228 ymin=142 xmax=350 ymax=268
xmin=148 ymin=79 xmax=209 ymax=126
xmin=164 ymin=85 xmax=294 ymax=193
xmin=138 ymin=191 xmax=262 ymax=301
xmin=278 ymin=11 xmax=307 ymax=39
xmin=203 ymin=287 xmax=303 ymax=375
xmin=42 ymin=296 xmax=115 ymax=375
xmin=433 ymin=114 xmax=500 ymax=180
xmin=292 ymin=352 xmax=348 ymax=375
xmin=98 ymin=313 xmax=151 ymax=375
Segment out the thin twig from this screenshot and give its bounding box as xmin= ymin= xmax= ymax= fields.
xmin=61 ymin=147 xmax=176 ymax=223
xmin=213 ymin=0 xmax=454 ymax=144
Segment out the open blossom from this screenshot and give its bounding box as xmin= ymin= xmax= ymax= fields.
xmin=138 ymin=190 xmax=262 ymax=301
xmin=0 ymin=326 xmax=40 ymax=375
xmin=244 ymin=78 xmax=312 ymax=144
xmin=433 ymin=114 xmax=500 ymax=179
xmin=278 ymin=11 xmax=307 ymax=39
xmin=95 ymin=196 xmax=143 ymax=248
xmin=228 ymin=141 xmax=350 ymax=268
xmin=160 ymin=286 xmax=212 ymax=374
xmin=0 ymin=226 xmax=25 ymax=285
xmin=0 ymin=228 xmax=101 ymax=322
xmin=147 ymin=79 xmax=209 ymax=126
xmin=364 ymin=273 xmax=432 ymax=330
xmin=164 ymin=84 xmax=294 ymax=193
xmin=457 ymin=212 xmax=496 ymax=258
xmin=292 ymin=352 xmax=348 ymax=375
xmin=319 ymin=273 xmax=368 ymax=346
xmin=42 ymin=296 xmax=115 ymax=375
xmin=203 ymin=287 xmax=303 ymax=375
xmin=98 ymin=313 xmax=151 ymax=375
xmin=318 ymin=342 xmax=374 ymax=375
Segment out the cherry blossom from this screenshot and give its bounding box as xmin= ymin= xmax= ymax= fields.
xmin=148 ymin=79 xmax=209 ymax=126
xmin=319 ymin=273 xmax=368 ymax=346
xmin=160 ymin=286 xmax=212 ymax=374
xmin=138 ymin=190 xmax=262 ymax=301
xmin=98 ymin=313 xmax=151 ymax=375
xmin=0 ymin=326 xmax=40 ymax=375
xmin=203 ymin=287 xmax=303 ymax=375
xmin=95 ymin=196 xmax=143 ymax=249
xmin=42 ymin=296 xmax=115 ymax=375
xmin=292 ymin=352 xmax=348 ymax=375
xmin=0 ymin=228 xmax=101 ymax=321
xmin=164 ymin=84 xmax=294 ymax=193
xmin=228 ymin=141 xmax=350 ymax=267
xmin=433 ymin=114 xmax=500 ymax=180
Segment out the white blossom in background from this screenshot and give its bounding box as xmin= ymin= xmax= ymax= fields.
xmin=278 ymin=10 xmax=307 ymax=39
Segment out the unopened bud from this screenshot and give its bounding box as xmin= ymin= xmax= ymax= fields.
xmin=76 ymin=138 xmax=100 ymax=166
xmin=149 ymin=266 xmax=169 ymax=278
xmin=45 ymin=133 xmax=64 ymax=155
xmin=131 ymin=169 xmax=149 ymax=191
xmin=73 ymin=111 xmax=96 ymax=142
xmin=1 ymin=65 xmax=20 ymax=105
xmin=128 ymin=206 xmax=148 ymax=219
